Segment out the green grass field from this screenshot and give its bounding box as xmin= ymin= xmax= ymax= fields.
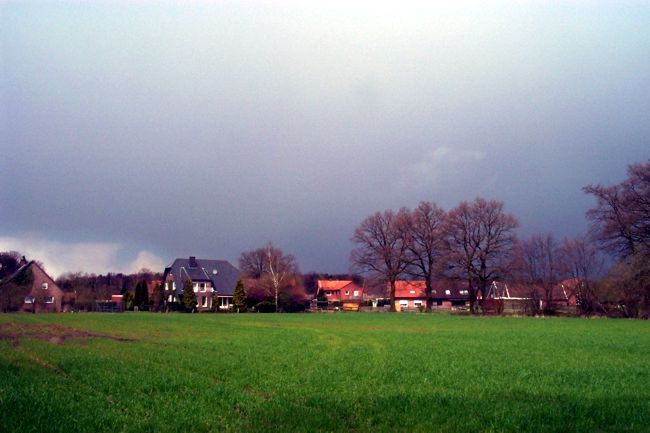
xmin=1 ymin=313 xmax=649 ymax=433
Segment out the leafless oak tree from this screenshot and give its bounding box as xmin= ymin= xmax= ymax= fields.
xmin=404 ymin=201 xmax=447 ymax=311
xmin=560 ymin=235 xmax=604 ymax=314
xmin=514 ymin=233 xmax=564 ymax=314
xmin=444 ymin=198 xmax=518 ymax=313
xmin=584 ymin=159 xmax=650 ymax=258
xmin=350 ymin=209 xmax=411 ymax=312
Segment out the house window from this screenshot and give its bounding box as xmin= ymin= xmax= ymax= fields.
xmin=199 ymin=283 xmax=206 ymax=292
xmin=45 ymin=296 xmax=54 ymax=304
xmin=345 ymin=290 xmax=349 ymax=295
xmin=432 ymin=290 xmax=437 ymax=294
xmin=220 ymin=297 xmax=230 ymax=307
xmin=353 ymin=290 xmax=359 ymax=297
xmin=399 ymin=300 xmax=408 ymax=308
xmin=24 ymin=296 xmax=34 ymax=304
xmin=325 ymin=291 xmax=331 ymax=296
xmin=414 ymin=301 xmax=422 ymax=307
xmin=193 ymin=283 xmax=198 ymax=293
xmin=201 ymin=297 xmax=207 ymax=307
xmin=445 ymin=290 xmax=451 ymax=295
xmin=42 ymin=282 xmax=48 ymax=290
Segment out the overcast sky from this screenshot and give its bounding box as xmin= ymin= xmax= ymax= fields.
xmin=1 ymin=1 xmax=649 ymax=277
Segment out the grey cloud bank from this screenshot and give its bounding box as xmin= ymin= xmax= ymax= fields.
xmin=2 ymin=2 xmax=649 ymax=276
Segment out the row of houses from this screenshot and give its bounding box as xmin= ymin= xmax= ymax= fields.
xmin=1 ymin=255 xmax=579 ymax=313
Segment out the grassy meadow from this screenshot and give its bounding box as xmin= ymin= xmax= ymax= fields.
xmin=1 ymin=313 xmax=649 ymax=433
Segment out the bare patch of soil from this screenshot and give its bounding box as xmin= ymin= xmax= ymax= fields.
xmin=0 ymin=322 xmax=134 ymax=347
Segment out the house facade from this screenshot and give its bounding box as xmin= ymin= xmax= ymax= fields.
xmin=162 ymin=256 xmax=240 ymax=311
xmin=392 ymin=280 xmax=470 ymax=311
xmin=316 ymin=280 xmax=365 ymax=311
xmin=1 ymin=259 xmax=65 ymax=313
xmin=392 ymin=280 xmax=427 ymax=311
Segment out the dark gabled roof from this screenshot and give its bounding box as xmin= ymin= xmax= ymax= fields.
xmin=0 ymin=260 xmax=33 ymax=285
xmin=163 ymin=257 xmax=240 ymax=296
xmin=430 ymin=280 xmax=470 ymax=300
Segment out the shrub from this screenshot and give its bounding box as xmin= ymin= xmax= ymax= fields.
xmin=255 ymin=301 xmax=276 ymax=313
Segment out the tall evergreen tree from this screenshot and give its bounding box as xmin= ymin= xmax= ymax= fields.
xmin=182 ymin=279 xmax=196 ymax=312
xmin=133 ymin=280 xmax=144 ymax=309
xmin=233 ymin=279 xmax=247 ymax=312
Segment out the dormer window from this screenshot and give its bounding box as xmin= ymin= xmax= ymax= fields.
xmin=345 ymin=291 xmax=349 ymax=295
xmin=42 ymin=282 xmax=48 ymax=290
xmin=409 ymin=290 xmax=416 ymax=294
xmin=445 ymin=290 xmax=451 ymax=295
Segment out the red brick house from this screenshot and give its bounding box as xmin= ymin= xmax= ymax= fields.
xmin=392 ymin=280 xmax=427 ymax=311
xmin=316 ymin=280 xmax=365 ymax=310
xmin=392 ymin=280 xmax=470 ymax=311
xmin=1 ymin=259 xmax=65 ymax=313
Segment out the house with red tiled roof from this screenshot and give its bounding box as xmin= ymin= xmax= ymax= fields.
xmin=316 ymin=280 xmax=365 ymax=310
xmin=392 ymin=280 xmax=470 ymax=311
xmin=392 ymin=280 xmax=427 ymax=311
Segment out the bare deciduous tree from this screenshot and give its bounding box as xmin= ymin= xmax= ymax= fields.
xmin=444 ymin=198 xmax=518 ymax=313
xmin=584 ymin=159 xmax=650 ymax=257
xmin=404 ymin=201 xmax=447 ymax=311
xmin=560 ymin=235 xmax=604 ymax=315
xmin=514 ymin=233 xmax=564 ymax=314
xmin=239 ymin=242 xmax=298 ymax=312
xmin=350 ymin=209 xmax=411 ymax=312
xmin=238 ymin=249 xmax=267 ymax=279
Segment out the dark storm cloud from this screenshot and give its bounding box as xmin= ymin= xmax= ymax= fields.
xmin=1 ymin=1 xmax=649 ymax=275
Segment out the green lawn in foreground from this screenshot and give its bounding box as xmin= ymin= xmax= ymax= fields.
xmin=0 ymin=313 xmax=649 ymax=433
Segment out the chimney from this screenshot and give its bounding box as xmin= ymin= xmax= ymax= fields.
xmin=189 ymin=256 xmax=197 ymax=268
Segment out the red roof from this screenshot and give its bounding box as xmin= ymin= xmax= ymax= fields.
xmin=391 ymin=280 xmax=470 ymax=300
xmin=316 ymin=280 xmax=364 ymax=301
xmin=317 ymin=280 xmax=355 ymax=292
xmin=392 ymin=281 xmax=427 ymax=299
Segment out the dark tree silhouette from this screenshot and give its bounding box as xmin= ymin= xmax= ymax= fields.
xmin=404 ymin=202 xmax=447 ymax=311
xmin=445 ymin=198 xmax=518 ymax=313
xmin=350 ymin=209 xmax=411 ymax=312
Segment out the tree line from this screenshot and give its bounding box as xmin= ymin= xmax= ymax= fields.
xmin=350 ymin=159 xmax=650 ymax=317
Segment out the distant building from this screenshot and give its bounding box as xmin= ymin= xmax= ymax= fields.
xmin=162 ymin=256 xmax=240 ymax=311
xmin=316 ymin=280 xmax=365 ymax=311
xmin=391 ymin=280 xmax=470 ymax=311
xmin=484 ymin=280 xmax=579 ymax=313
xmin=1 ymin=258 xmax=65 ymax=313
